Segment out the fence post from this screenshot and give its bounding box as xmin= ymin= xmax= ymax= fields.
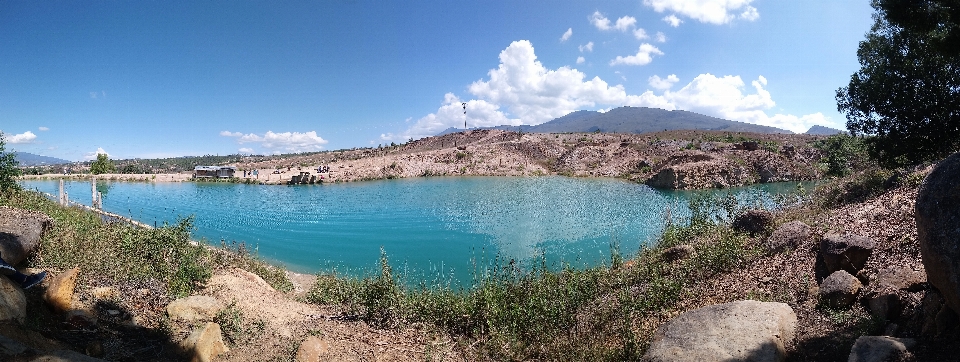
xmin=59 ymin=179 xmax=65 ymax=206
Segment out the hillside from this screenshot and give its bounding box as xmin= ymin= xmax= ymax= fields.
xmin=805 ymin=124 xmax=846 ymax=135
xmin=14 ymin=152 xmax=70 ymax=166
xmin=437 ymin=107 xmax=793 ymax=136
xmin=217 ymin=129 xmax=828 ymax=189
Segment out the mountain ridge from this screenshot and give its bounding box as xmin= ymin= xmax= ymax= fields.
xmin=438 ymin=106 xmax=793 ymax=136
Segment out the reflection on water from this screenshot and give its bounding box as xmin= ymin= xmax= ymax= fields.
xmin=20 ymin=177 xmax=805 ymax=283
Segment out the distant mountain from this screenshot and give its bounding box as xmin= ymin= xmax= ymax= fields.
xmin=14 ymin=152 xmax=71 ymax=166
xmin=805 ymin=125 xmax=846 ymax=135
xmin=437 ymin=106 xmax=792 ymax=136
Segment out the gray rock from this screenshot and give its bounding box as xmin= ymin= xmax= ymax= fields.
xmin=0 ymin=334 xmax=29 ymax=358
xmin=848 ymin=336 xmax=915 ymax=362
xmin=765 ymin=221 xmax=812 ymax=253
xmin=732 ymin=209 xmax=775 ymax=236
xmin=0 ymin=275 xmax=26 ymax=323
xmin=30 ymin=349 xmax=108 ymax=362
xmin=821 ymin=233 xmax=876 ymax=274
xmin=916 ymin=152 xmax=960 ymax=315
xmin=820 ymin=270 xmax=862 ymax=308
xmin=0 ymin=207 xmax=53 ymax=266
xmin=167 ymin=295 xmax=224 ymax=323
xmin=866 ymin=292 xmax=901 ymax=321
xmin=874 ymin=266 xmax=926 ymax=292
xmin=662 ymin=245 xmax=695 ymax=262
xmin=643 ymin=300 xmax=796 ymax=362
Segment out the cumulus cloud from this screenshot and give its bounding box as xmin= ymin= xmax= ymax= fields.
xmin=83 ymin=147 xmax=110 ymax=161
xmin=38 ymin=126 xmax=49 ymax=131
xmin=576 ymin=56 xmax=585 ymax=64
xmin=649 ymin=74 xmax=680 ymax=90
xmin=633 ymin=28 xmax=649 ymax=40
xmin=655 ymin=32 xmax=668 ymax=42
xmin=591 ymin=12 xmax=639 ymax=32
xmin=663 ymin=15 xmax=683 ymax=27
xmin=579 ymin=42 xmax=594 ymax=52
xmin=590 ymin=11 xmax=612 ymax=30
xmin=5 ymin=131 xmax=37 ymax=144
xmin=391 ymin=41 xmax=832 ymax=141
xmin=221 ymin=130 xmax=329 ymax=153
xmin=610 ymin=43 xmax=664 ymax=66
xmin=644 ymin=0 xmax=759 ymax=25
xmin=238 ymin=147 xmax=254 ymax=154
xmin=615 ymin=16 xmax=637 ymax=31
xmin=656 ymin=74 xmax=827 ymax=133
xmin=560 ymin=28 xmax=573 ymax=42
xmin=381 ymin=93 xmax=519 ymax=141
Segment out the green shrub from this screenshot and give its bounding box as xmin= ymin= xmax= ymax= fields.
xmin=814 ymin=134 xmax=868 ymax=177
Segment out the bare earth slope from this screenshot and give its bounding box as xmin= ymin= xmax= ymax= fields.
xmin=233 ymin=129 xmax=825 ymax=189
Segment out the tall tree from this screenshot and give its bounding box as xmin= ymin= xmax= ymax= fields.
xmin=90 ymin=153 xmax=116 ymax=175
xmin=837 ymin=0 xmax=960 ymax=167
xmin=0 ymin=132 xmax=22 ymax=192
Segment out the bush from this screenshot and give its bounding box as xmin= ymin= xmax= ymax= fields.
xmin=0 ymin=132 xmax=21 ymax=192
xmin=814 ymin=134 xmax=868 ymax=177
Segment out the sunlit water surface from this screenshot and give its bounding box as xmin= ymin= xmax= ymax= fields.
xmin=20 ymin=177 xmax=802 ymax=284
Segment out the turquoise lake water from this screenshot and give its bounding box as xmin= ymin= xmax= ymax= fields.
xmin=19 ymin=177 xmax=802 ymax=284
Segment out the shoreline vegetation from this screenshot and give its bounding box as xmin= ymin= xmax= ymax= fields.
xmin=5 ymin=131 xmax=952 ymax=360
xmin=19 ymin=129 xmax=830 ymax=190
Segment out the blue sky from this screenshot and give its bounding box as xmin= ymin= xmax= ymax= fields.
xmin=1 ymin=0 xmax=874 ymax=161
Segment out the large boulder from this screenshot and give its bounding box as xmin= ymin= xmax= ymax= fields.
xmin=181 ymin=322 xmax=229 ymax=362
xmin=820 ymin=270 xmax=863 ymax=308
xmin=0 ymin=207 xmax=53 ymax=266
xmin=0 ymin=276 xmax=26 ymax=323
xmin=765 ymin=221 xmax=812 ymax=253
xmin=848 ymin=336 xmax=915 ymax=362
xmin=916 ymin=152 xmax=960 ymax=315
xmin=643 ymin=300 xmax=796 ymax=362
xmin=821 ymin=233 xmax=876 ymax=274
xmin=662 ymin=245 xmax=695 ymax=262
xmin=167 ymin=295 xmax=224 ymax=323
xmin=295 ymin=336 xmax=331 ymax=362
xmin=43 ymin=267 xmax=79 ymax=314
xmin=732 ymin=210 xmax=775 ymax=236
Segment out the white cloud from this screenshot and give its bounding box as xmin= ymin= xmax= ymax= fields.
xmin=591 ymin=12 xmax=638 ymax=32
xmin=5 ymin=131 xmax=37 ymax=144
xmin=655 ymin=32 xmax=668 ymax=42
xmin=576 ymin=56 xmax=585 ymax=64
xmin=644 ymin=0 xmax=759 ymax=25
xmin=654 ymin=74 xmax=829 ymax=133
xmin=83 ymin=147 xmax=110 ymax=161
xmin=663 ymin=15 xmax=683 ymax=27
xmin=610 ymin=43 xmax=664 ymax=66
xmin=590 ymin=11 xmax=612 ymax=30
xmin=221 ymin=130 xmax=329 ymax=153
xmin=633 ymin=28 xmax=649 ymax=40
xmin=38 ymin=126 xmax=49 ymax=131
xmin=381 ymin=93 xmax=519 ymax=141
xmin=238 ymin=147 xmax=254 ymax=154
xmin=649 ymin=74 xmax=680 ymax=90
xmin=393 ymin=41 xmax=831 ymax=140
xmin=561 ymin=28 xmax=573 ymax=42
xmin=615 ymin=16 xmax=637 ymax=31
xmin=579 ymin=42 xmax=594 ymax=52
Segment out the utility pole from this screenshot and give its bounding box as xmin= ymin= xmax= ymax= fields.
xmin=462 ymin=102 xmax=467 ymax=130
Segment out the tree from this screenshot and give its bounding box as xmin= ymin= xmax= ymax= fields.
xmin=837 ymin=0 xmax=960 ymax=167
xmin=90 ymin=153 xmax=116 ymax=175
xmin=0 ymin=132 xmax=22 ymax=191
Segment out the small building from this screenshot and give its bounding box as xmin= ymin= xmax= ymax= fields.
xmin=193 ymin=166 xmax=237 ymax=178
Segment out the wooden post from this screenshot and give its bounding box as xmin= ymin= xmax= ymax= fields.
xmin=58 ymin=179 xmax=65 ymax=206
xmin=91 ymin=177 xmax=96 ymax=207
